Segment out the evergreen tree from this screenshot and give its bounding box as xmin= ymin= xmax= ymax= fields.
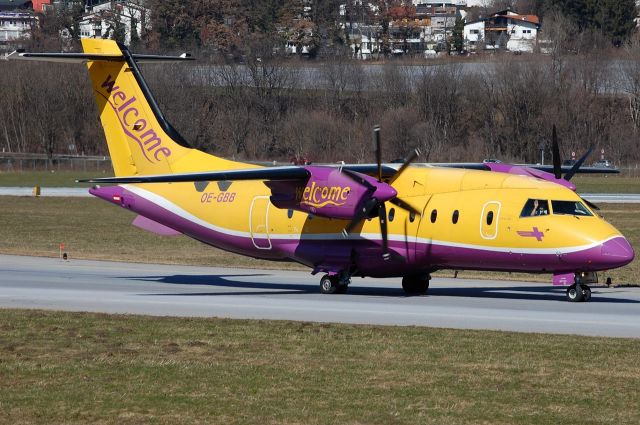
xmin=545 ymin=0 xmax=636 ymax=46
xmin=451 ymin=17 xmax=465 ymax=53
xmin=598 ymin=0 xmax=637 ymax=46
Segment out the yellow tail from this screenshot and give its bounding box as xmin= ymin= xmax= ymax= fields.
xmin=81 ymin=39 xmax=241 ymax=176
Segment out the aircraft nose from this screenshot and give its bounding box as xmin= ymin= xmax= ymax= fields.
xmin=600 ymin=237 xmax=635 ymax=268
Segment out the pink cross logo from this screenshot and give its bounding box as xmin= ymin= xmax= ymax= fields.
xmin=517 ymin=227 xmax=544 ymax=242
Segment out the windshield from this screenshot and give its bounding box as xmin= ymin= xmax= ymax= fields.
xmin=551 ymin=200 xmax=593 ymax=216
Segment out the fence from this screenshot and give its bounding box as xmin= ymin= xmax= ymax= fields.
xmin=0 ymin=153 xmax=112 ymax=173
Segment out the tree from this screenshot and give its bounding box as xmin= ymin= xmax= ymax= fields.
xmin=451 ymin=17 xmax=465 ymax=53
xmin=545 ymin=0 xmax=636 ymax=47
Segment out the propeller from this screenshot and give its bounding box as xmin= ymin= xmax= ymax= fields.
xmin=550 ymin=125 xmax=599 ymax=210
xmin=342 ymin=126 xmax=421 ymax=260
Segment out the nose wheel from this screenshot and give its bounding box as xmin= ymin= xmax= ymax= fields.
xmin=566 ymin=283 xmax=591 ymax=302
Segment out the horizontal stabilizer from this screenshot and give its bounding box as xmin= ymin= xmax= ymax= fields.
xmin=7 ymin=51 xmax=193 ymax=64
xmin=132 ymin=215 xmax=182 ymax=236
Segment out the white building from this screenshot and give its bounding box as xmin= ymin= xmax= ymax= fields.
xmin=0 ymin=11 xmax=34 ymax=44
xmin=78 ymin=1 xmax=149 ymax=46
xmin=464 ymin=9 xmax=540 ymax=52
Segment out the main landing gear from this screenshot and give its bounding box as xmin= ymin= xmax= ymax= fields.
xmin=402 ymin=274 xmax=431 ymax=295
xmin=320 ymin=273 xmax=351 ymax=294
xmin=566 ymin=283 xmax=592 ymax=303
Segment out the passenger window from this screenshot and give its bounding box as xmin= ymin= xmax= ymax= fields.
xmin=409 ymin=211 xmax=416 ymax=223
xmin=452 ymin=210 xmax=459 ymax=224
xmin=486 ymin=211 xmax=494 ymax=225
xmin=388 ymin=208 xmax=395 ymax=222
xmin=520 ymin=199 xmax=549 ymax=217
xmin=430 ymin=209 xmax=437 ymax=223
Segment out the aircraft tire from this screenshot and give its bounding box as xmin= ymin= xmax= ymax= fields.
xmin=402 ymin=275 xmax=430 ymax=295
xmin=320 ymin=275 xmax=338 ymax=294
xmin=566 ymin=284 xmax=585 ymax=302
xmin=582 ymin=284 xmax=592 ymax=302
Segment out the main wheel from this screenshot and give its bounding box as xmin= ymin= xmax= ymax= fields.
xmin=320 ymin=275 xmax=338 ymax=294
xmin=402 ymin=275 xmax=430 ymax=295
xmin=566 ymin=284 xmax=585 ymax=302
xmin=582 ymin=284 xmax=592 ymax=302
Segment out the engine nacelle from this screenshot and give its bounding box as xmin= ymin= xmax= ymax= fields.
xmin=267 ymin=166 xmax=396 ymax=220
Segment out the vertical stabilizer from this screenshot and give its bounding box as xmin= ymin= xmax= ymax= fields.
xmin=81 ymin=39 xmax=190 ymax=176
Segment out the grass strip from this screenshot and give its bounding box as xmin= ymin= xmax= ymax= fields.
xmin=0 ymin=309 xmax=639 ymax=425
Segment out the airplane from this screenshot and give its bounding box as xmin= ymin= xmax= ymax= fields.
xmin=9 ymin=39 xmax=634 ymax=303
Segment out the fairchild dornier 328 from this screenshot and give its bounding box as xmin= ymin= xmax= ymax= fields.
xmin=10 ymin=39 xmax=634 ymax=303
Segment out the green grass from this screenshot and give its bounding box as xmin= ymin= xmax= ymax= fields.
xmin=0 ymin=197 xmax=637 ymax=283
xmin=573 ymin=175 xmax=640 ymax=193
xmin=0 ymin=170 xmax=113 ymax=187
xmin=0 ymin=309 xmax=638 ymax=425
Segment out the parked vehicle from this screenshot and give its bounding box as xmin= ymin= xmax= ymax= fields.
xmin=593 ymin=159 xmax=616 ymax=169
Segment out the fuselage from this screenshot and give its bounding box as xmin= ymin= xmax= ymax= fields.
xmin=91 ymin=164 xmax=634 ymax=278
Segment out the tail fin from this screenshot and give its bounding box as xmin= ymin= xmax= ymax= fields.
xmin=81 ymin=39 xmax=190 ymax=176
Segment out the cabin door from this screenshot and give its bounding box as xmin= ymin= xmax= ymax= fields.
xmin=250 ymin=196 xmax=272 ymax=250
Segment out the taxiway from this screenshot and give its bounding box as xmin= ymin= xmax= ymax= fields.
xmin=1 ymin=254 xmax=639 ymax=338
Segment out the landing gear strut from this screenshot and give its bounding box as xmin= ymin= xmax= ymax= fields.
xmin=402 ymin=274 xmax=431 ymax=295
xmin=319 ymin=273 xmax=350 ymax=294
xmin=566 ymin=283 xmax=591 ymax=303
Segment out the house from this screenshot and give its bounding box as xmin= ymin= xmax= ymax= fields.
xmin=464 ymin=9 xmax=540 ymax=52
xmin=415 ymin=1 xmax=467 ymax=44
xmin=78 ymin=1 xmax=149 ymax=46
xmin=0 ymin=10 xmax=35 ymax=47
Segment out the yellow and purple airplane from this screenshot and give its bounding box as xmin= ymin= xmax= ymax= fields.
xmin=10 ymin=39 xmax=634 ymax=302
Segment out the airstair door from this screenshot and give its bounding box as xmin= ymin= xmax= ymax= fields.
xmin=250 ymin=196 xmax=272 ymax=250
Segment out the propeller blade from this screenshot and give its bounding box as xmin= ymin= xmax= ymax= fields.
xmin=389 ymin=197 xmax=422 ymax=216
xmin=387 ymin=148 xmax=421 ymax=185
xmin=341 ymin=169 xmax=376 ymax=192
xmin=374 ymin=125 xmax=382 ymax=182
xmin=342 ymin=197 xmax=378 ymax=237
xmin=552 ymin=125 xmax=562 ymax=180
xmin=378 ymin=202 xmax=390 ymax=260
xmin=564 ymin=146 xmax=594 ymax=181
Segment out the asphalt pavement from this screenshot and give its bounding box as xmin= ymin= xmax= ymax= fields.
xmin=1 ymin=254 xmax=638 ymax=338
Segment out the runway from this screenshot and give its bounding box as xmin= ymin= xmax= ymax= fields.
xmin=1 ymin=254 xmax=639 ymax=338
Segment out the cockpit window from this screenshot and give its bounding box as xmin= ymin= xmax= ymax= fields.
xmin=551 ymin=200 xmax=593 ymax=216
xmin=520 ymin=199 xmax=549 ymax=217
